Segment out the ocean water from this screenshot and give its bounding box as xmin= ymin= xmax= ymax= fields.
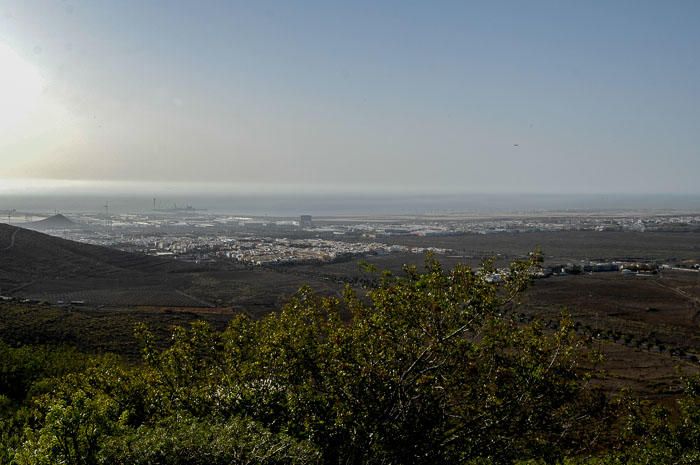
xmin=2 ymin=188 xmax=700 ymax=217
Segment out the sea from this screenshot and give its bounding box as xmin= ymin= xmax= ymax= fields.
xmin=2 ymin=184 xmax=700 ymax=218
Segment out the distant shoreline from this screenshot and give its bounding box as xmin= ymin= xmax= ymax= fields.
xmin=3 ymin=191 xmax=700 ymax=217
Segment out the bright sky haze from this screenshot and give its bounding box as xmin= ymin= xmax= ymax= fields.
xmin=1 ymin=0 xmax=699 ymax=194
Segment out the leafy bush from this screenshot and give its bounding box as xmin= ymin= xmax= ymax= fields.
xmin=3 ymin=256 xmax=699 ymax=464
xmin=0 ymin=341 xmax=93 ymax=401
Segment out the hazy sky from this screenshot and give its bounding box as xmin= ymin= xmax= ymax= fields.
xmin=0 ymin=1 xmax=699 ymax=194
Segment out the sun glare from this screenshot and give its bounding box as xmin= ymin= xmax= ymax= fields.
xmin=0 ymin=42 xmax=43 ymax=132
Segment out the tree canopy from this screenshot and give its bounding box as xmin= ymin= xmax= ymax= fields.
xmin=1 ymin=256 xmax=699 ymax=464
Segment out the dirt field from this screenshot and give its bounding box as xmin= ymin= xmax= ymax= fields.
xmin=364 ymin=230 xmax=700 ymax=264
xmin=521 ymin=271 xmax=700 ymax=353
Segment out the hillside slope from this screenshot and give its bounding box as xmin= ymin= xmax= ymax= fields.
xmin=23 ymin=214 xmax=79 ymax=230
xmin=0 ymin=224 xmax=206 ymax=306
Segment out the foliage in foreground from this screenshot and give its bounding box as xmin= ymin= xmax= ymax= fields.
xmin=1 ymin=256 xmax=699 ymax=464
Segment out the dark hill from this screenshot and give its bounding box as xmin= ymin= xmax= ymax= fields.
xmin=0 ymin=224 xmax=209 ymax=306
xmin=24 ymin=214 xmax=79 ymax=230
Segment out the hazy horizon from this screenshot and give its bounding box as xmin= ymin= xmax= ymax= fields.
xmin=3 ymin=188 xmax=700 ymax=217
xmin=1 ymin=1 xmax=699 ymax=195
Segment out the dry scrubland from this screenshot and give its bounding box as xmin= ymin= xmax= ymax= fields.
xmin=1 ymin=224 xmax=700 ymax=396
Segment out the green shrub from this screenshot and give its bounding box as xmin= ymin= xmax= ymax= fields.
xmin=4 ymin=255 xmax=699 ymax=464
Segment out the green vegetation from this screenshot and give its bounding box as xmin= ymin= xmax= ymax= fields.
xmin=1 ymin=256 xmax=699 ymax=464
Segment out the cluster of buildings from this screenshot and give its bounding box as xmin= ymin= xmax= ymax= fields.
xmin=541 ymin=261 xmax=699 ymax=276
xmin=428 ymin=215 xmax=700 ymax=236
xmin=23 ymin=208 xmax=700 ymax=241
xmin=217 ymin=238 xmax=445 ymax=265
xmin=116 ymin=235 xmax=448 ymax=266
xmin=481 ymin=260 xmax=694 ymax=284
xmin=297 ymin=214 xmax=700 ymax=238
xmin=546 ymin=262 xmax=657 ymax=276
xmin=14 ymin=209 xmax=700 ymax=269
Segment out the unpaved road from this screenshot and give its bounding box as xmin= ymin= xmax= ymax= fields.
xmin=1 ymin=227 xmax=19 ymax=251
